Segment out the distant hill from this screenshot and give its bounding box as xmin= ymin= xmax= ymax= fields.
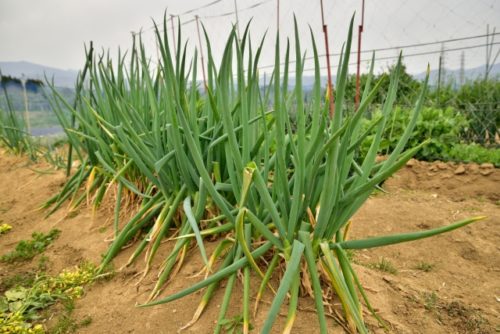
xmin=0 ymin=61 xmax=77 ymax=112
xmin=0 ymin=61 xmax=78 ymax=88
xmin=414 ymin=63 xmax=500 ymax=84
xmin=264 ymin=63 xmax=499 ymax=90
xmin=1 ymin=60 xmax=497 ymax=91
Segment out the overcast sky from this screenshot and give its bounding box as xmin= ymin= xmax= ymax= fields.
xmin=1 ymin=0 xmax=499 ymax=75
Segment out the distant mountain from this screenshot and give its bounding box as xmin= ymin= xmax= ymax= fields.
xmin=262 ymin=63 xmax=499 ymax=92
xmin=0 ymin=61 xmax=78 ymax=88
xmin=1 ymin=60 xmax=497 ymax=91
xmin=414 ymin=63 xmax=500 ymax=84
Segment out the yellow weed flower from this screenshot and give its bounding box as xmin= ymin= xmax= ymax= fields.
xmin=0 ymin=223 xmax=12 ymax=234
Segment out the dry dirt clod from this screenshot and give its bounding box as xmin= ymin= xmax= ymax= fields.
xmin=406 ymin=159 xmax=417 ymax=167
xmin=436 ymin=162 xmax=448 ymax=170
xmin=480 ymin=169 xmax=493 ymax=176
xmin=479 ymin=163 xmax=494 ymax=169
xmin=382 ymin=276 xmax=394 ymax=284
xmin=454 ymin=165 xmax=466 ymax=175
xmin=468 ymin=164 xmax=480 ymax=173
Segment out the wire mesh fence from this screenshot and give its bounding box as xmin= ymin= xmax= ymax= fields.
xmin=457 ymin=102 xmax=499 ymax=145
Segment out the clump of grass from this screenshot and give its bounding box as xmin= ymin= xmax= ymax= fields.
xmin=445 ymin=301 xmax=489 ymax=332
xmin=49 ymin=310 xmax=92 ymax=334
xmin=344 ymin=249 xmax=357 ymax=262
xmin=0 ymin=229 xmax=60 ymax=263
xmin=0 ymin=229 xmax=61 ymax=263
xmin=424 ymin=291 xmax=438 ymax=311
xmin=79 ymin=316 xmax=92 ymax=328
xmin=370 ymin=257 xmax=398 ymax=274
xmin=37 ymin=256 xmax=50 ymax=272
xmin=50 ymin=314 xmax=93 ymax=334
xmin=415 ymin=261 xmax=434 ymax=272
xmin=218 ymin=315 xmax=252 ymax=334
xmin=49 ymin=315 xmax=78 ymax=334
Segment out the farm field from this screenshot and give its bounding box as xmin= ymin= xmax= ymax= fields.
xmin=1 ymin=151 xmax=498 ymax=333
xmin=1 ymin=3 xmax=499 ymax=332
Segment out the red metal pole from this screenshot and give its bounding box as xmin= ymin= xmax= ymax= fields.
xmin=355 ymin=0 xmax=365 ymax=110
xmin=320 ymin=0 xmax=335 ymax=118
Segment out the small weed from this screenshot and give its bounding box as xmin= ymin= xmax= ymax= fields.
xmin=0 ymin=229 xmax=60 ymax=263
xmin=424 ymin=291 xmax=438 ymax=311
xmin=414 ymin=261 xmax=435 ymax=272
xmin=0 ymin=223 xmax=12 ymax=235
xmin=344 ymin=249 xmax=356 ymax=262
xmin=50 ymin=315 xmax=78 ymax=334
xmin=38 ymin=256 xmax=50 ymax=272
xmin=369 ymin=258 xmax=398 ymax=274
xmin=0 ymin=263 xmax=96 ymax=334
xmin=445 ymin=301 xmax=489 ymax=332
xmin=370 ymin=189 xmax=387 ymax=197
xmin=420 ymin=294 xmax=492 ymax=332
xmin=66 ymin=211 xmax=79 ymax=219
xmin=49 ymin=314 xmax=92 ymax=334
xmin=62 ymin=299 xmax=75 ymax=313
xmin=79 ymin=316 xmax=92 ymax=327
xmin=1 ymin=273 xmax=36 ymax=292
xmin=476 ymin=196 xmax=487 ymax=203
xmin=43 ymin=149 xmax=66 ymax=171
xmin=406 ymin=293 xmax=420 ymax=304
xmin=219 ymin=315 xmax=252 ymax=334
xmin=463 ymin=206 xmax=480 ymax=213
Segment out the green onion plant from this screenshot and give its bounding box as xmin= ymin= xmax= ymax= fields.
xmin=46 ymin=14 xmax=483 ymax=333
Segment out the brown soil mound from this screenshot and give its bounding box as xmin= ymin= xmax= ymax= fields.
xmin=1 ymin=151 xmax=499 ymax=333
xmin=385 ymin=159 xmax=500 ymax=202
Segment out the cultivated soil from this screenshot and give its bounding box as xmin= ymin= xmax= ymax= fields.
xmin=0 ymin=151 xmax=499 ymax=333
